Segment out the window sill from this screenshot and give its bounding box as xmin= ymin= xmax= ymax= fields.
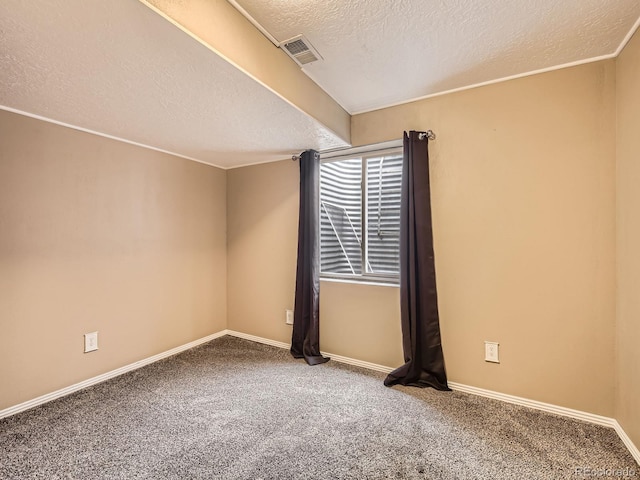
xmin=320 ymin=276 xmax=399 ymax=288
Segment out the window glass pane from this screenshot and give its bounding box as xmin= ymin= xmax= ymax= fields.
xmin=320 ymin=159 xmax=362 ymax=274
xmin=366 ymin=154 xmax=402 ymax=274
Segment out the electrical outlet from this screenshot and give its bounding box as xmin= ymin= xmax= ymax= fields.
xmin=285 ymin=309 xmax=294 ymax=325
xmin=485 ymin=341 xmax=499 ymax=363
xmin=84 ymin=331 xmax=98 ymax=353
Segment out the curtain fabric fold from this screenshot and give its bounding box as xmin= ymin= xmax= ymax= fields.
xmin=291 ymin=149 xmax=330 ymax=366
xmin=384 ymin=131 xmax=450 ymax=391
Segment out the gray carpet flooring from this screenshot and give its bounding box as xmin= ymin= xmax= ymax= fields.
xmin=0 ymin=336 xmax=636 ymax=479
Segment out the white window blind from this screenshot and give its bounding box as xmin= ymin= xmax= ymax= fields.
xmin=320 ymin=145 xmax=402 ymax=284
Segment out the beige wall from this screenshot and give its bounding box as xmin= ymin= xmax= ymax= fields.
xmin=0 ymin=49 xmax=630 ymax=429
xmin=0 ymin=110 xmax=227 ymax=410
xmin=352 ymin=61 xmax=617 ymax=416
xmin=227 ymin=160 xmax=298 ymax=344
xmin=320 ymin=281 xmax=402 ymax=367
xmin=616 ymin=30 xmax=640 ymax=449
xmin=226 ymin=160 xmax=405 ymax=367
xmin=228 ymin=61 xmax=617 ymax=417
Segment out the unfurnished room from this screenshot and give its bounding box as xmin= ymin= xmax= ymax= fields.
xmin=1 ymin=1 xmax=640 ymax=478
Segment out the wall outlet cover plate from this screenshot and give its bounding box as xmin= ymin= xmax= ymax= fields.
xmin=84 ymin=331 xmax=99 ymax=353
xmin=485 ymin=341 xmax=499 ymax=363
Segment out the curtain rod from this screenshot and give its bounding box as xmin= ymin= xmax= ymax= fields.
xmin=291 ymin=130 xmax=436 ymax=161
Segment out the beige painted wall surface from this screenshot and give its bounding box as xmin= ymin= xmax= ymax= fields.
xmin=320 ymin=281 xmax=403 ymax=368
xmin=226 ymin=160 xmax=404 ymax=366
xmin=616 ymin=30 xmax=640 ymax=449
xmin=227 ymin=160 xmax=298 ymax=344
xmin=352 ymin=61 xmax=617 ymax=416
xmin=0 ymin=110 xmax=227 ymax=410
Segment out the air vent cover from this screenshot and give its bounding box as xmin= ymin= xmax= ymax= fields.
xmin=281 ymin=35 xmax=323 ymax=66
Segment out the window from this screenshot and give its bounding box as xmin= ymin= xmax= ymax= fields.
xmin=320 ymin=143 xmax=402 ymax=284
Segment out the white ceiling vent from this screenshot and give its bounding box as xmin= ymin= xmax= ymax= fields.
xmin=280 ymin=35 xmax=323 ymax=67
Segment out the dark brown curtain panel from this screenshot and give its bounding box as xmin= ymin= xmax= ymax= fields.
xmin=291 ymin=150 xmax=330 ymax=366
xmin=384 ymin=131 xmax=450 ymax=391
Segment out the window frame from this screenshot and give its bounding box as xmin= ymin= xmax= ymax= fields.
xmin=319 ymin=140 xmax=403 ymax=286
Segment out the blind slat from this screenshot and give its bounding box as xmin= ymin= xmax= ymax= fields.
xmin=320 ymin=153 xmax=402 ymax=277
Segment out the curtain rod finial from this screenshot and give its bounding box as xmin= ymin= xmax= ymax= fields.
xmin=418 ymin=130 xmax=436 ymax=141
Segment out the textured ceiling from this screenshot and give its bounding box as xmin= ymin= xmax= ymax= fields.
xmin=2 ymin=1 xmax=639 ymax=168
xmin=0 ymin=0 xmax=347 ymax=168
xmin=235 ymin=0 xmax=640 ymax=113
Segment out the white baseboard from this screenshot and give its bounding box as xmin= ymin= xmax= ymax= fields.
xmin=225 ymin=330 xmax=394 ymax=373
xmin=614 ymin=420 xmax=640 ymax=465
xmin=447 ymin=382 xmax=614 ymax=427
xmin=0 ymin=329 xmax=228 ymax=420
xmin=226 ymin=330 xmax=639 ymax=466
xmin=319 ymin=351 xmax=394 ymax=374
xmin=226 ymin=330 xmax=290 ymax=350
xmin=3 ymin=328 xmax=638 ymax=467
